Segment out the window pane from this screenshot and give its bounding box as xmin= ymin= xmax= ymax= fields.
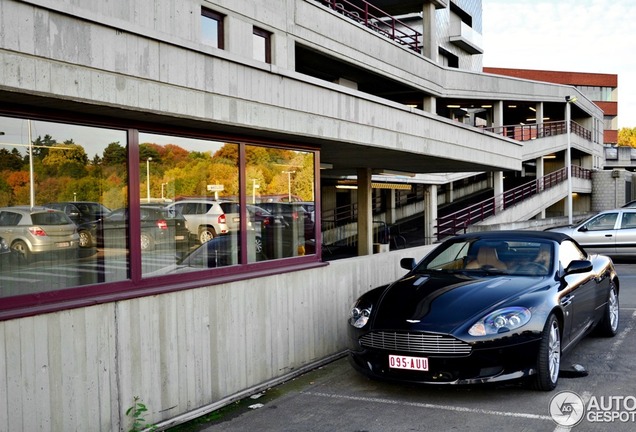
xmin=201 ymin=12 xmax=220 ymax=48
xmin=0 ymin=116 xmax=128 ymax=297
xmin=245 ymin=146 xmax=315 ymax=262
xmin=253 ymin=33 xmax=267 ymax=62
xmin=138 ymin=133 xmax=239 ymax=277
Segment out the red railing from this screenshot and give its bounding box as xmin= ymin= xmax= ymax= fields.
xmin=483 ymin=120 xmax=592 ymax=142
xmin=318 ymin=0 xmax=421 ymax=52
xmin=436 ymin=166 xmax=592 ymax=240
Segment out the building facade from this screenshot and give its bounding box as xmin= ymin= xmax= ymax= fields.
xmin=0 ymin=1 xmax=605 ymax=430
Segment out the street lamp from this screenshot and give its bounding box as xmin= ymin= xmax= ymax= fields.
xmin=282 ymin=170 xmax=295 ymax=202
xmin=565 ymin=96 xmax=577 ymax=225
xmin=146 ymin=157 xmax=152 ymax=203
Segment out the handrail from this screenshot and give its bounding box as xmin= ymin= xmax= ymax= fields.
xmin=483 ymin=120 xmax=592 ymax=142
xmin=436 ymin=166 xmax=592 ymax=240
xmin=317 ymin=0 xmax=421 ymax=52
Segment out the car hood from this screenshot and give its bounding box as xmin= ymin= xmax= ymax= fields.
xmin=371 ymin=272 xmax=546 ymax=334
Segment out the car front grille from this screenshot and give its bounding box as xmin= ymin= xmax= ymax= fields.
xmin=359 ymin=331 xmax=472 ymax=355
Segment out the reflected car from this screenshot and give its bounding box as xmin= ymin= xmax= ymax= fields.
xmin=43 ymin=201 xmax=111 ymax=225
xmin=166 ymin=199 xmax=241 ymax=244
xmin=145 ymin=234 xmax=266 ymax=276
xmin=77 ymin=206 xmax=189 ymax=251
xmin=246 ymin=204 xmax=288 ymax=229
xmin=348 ymin=231 xmax=619 ymax=391
xmin=546 ymin=208 xmax=636 ymax=258
xmin=0 ymin=206 xmax=79 ymax=262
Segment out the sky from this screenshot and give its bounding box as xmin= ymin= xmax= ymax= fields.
xmin=482 ymin=0 xmax=636 ymax=129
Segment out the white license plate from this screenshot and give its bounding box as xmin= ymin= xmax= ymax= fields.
xmin=56 ymin=241 xmax=71 ymax=248
xmin=233 ymin=217 xmax=240 ymax=222
xmin=175 ymin=235 xmax=185 ymax=240
xmin=388 ymin=354 xmax=429 ymax=371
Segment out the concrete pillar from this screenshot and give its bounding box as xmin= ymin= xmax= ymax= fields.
xmin=421 ymin=3 xmax=438 ymax=62
xmin=535 ymin=102 xmax=544 ymax=126
xmin=425 ymin=184 xmax=437 ymax=245
xmin=357 ymin=168 xmax=373 ymax=256
xmin=386 ymin=189 xmax=397 ymax=225
xmin=493 ymin=171 xmax=504 ymax=213
xmin=536 ymin=156 xmax=546 ymax=218
xmin=493 ymin=100 xmax=504 ymax=128
xmin=423 ymin=95 xmax=436 ymax=114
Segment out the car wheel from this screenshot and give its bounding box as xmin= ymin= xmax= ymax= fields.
xmin=255 ymin=236 xmax=263 ymax=254
xmin=11 ymin=240 xmax=31 ymax=263
xmin=596 ymin=281 xmax=619 ymax=337
xmin=78 ymin=230 xmax=93 ymax=248
xmin=532 ymin=313 xmax=560 ymax=391
xmin=140 ymin=233 xmax=155 ymax=251
xmin=198 ymin=227 xmax=216 ymax=244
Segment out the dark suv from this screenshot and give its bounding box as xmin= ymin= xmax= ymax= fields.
xmin=44 ymin=201 xmax=111 ymax=225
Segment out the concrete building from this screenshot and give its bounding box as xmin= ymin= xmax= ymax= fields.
xmin=0 ymin=1 xmax=605 ymax=430
xmin=483 ymin=67 xmax=619 ymax=145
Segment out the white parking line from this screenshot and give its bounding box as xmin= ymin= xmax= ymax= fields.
xmin=301 ymin=391 xmax=553 ymax=421
xmin=606 ymin=310 xmax=636 ymax=362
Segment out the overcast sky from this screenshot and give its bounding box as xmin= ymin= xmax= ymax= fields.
xmin=482 ymin=0 xmax=635 ymax=129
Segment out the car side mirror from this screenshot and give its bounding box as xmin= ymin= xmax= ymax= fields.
xmin=564 ymin=259 xmax=593 ymax=275
xmin=400 ymin=258 xmax=416 ymax=271
xmin=578 ymin=226 xmax=588 ymax=232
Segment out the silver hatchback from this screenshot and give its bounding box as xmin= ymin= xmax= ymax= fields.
xmin=0 ymin=206 xmax=79 ymax=261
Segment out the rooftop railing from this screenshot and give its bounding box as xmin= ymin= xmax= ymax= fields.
xmin=317 ymin=0 xmax=422 ymax=52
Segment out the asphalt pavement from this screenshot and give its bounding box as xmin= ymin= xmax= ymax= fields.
xmin=186 ymin=262 xmax=636 ymax=432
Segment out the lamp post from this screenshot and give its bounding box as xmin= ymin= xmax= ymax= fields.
xmin=146 ymin=157 xmax=152 ymax=203
xmin=161 ymin=182 xmax=168 ymax=201
xmin=282 ymin=170 xmax=295 ymax=202
xmin=565 ymin=96 xmax=577 ymax=225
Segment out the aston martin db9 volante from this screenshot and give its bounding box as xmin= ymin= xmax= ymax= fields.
xmin=348 ymin=231 xmax=619 ymax=391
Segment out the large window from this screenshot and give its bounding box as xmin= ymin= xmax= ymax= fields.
xmin=0 ymin=114 xmax=318 ymax=316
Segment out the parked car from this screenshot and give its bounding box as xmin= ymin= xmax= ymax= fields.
xmin=166 ymin=199 xmax=241 ymax=244
xmin=77 ymin=206 xmax=189 ymax=251
xmin=546 ymin=208 xmax=636 ymax=257
xmin=0 ymin=206 xmax=79 ymax=262
xmin=246 ymin=204 xmax=288 ymax=229
xmin=347 ymin=231 xmax=619 ymax=391
xmin=43 ymin=201 xmax=111 ymax=225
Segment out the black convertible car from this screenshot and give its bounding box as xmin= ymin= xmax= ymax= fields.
xmin=348 ymin=231 xmax=619 ymax=390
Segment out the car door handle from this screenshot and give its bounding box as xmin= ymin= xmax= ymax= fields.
xmin=605 ymin=234 xmax=613 ymax=237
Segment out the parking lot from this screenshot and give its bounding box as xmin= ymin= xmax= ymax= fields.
xmin=193 ymin=262 xmax=636 ymax=432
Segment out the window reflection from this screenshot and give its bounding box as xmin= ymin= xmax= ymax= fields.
xmin=245 ymin=146 xmax=315 ymax=261
xmin=138 ymin=133 xmax=240 ymax=276
xmin=0 ymin=116 xmax=318 ymax=300
xmin=0 ymin=116 xmax=128 ymax=295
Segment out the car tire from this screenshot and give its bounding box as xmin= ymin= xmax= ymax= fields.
xmin=198 ymin=227 xmax=216 ymax=244
xmin=532 ymin=313 xmax=560 ymax=391
xmin=78 ymin=230 xmax=93 ymax=248
xmin=596 ymin=281 xmax=619 ymax=337
xmin=140 ymin=233 xmax=155 ymax=251
xmin=11 ymin=240 xmax=31 ymax=263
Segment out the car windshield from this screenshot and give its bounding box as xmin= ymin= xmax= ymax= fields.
xmin=416 ymin=239 xmax=554 ymax=276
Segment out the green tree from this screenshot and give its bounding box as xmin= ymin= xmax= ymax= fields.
xmin=0 ymin=148 xmax=24 ymax=171
xmin=102 ymin=142 xmax=127 ymax=166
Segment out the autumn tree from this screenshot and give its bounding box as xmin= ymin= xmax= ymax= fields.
xmin=618 ymin=127 xmax=636 ymax=147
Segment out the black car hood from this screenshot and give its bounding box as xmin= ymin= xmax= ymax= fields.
xmin=371 ymin=272 xmax=545 ymax=334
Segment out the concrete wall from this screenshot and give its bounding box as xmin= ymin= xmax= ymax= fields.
xmin=592 ymin=169 xmax=630 ymax=211
xmin=0 ymin=244 xmax=437 ymax=430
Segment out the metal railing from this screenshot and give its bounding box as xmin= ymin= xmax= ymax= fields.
xmin=436 ymin=166 xmax=592 ymax=240
xmin=483 ymin=120 xmax=592 ymax=142
xmin=317 ymin=0 xmax=422 ymax=52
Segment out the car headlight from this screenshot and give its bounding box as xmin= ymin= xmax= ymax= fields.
xmin=468 ymin=307 xmax=531 ymax=336
xmin=0 ymin=238 xmax=8 ymax=252
xmin=349 ymin=302 xmax=372 ymax=329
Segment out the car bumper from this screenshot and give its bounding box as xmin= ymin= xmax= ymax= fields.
xmin=348 ymin=336 xmax=542 ymax=385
